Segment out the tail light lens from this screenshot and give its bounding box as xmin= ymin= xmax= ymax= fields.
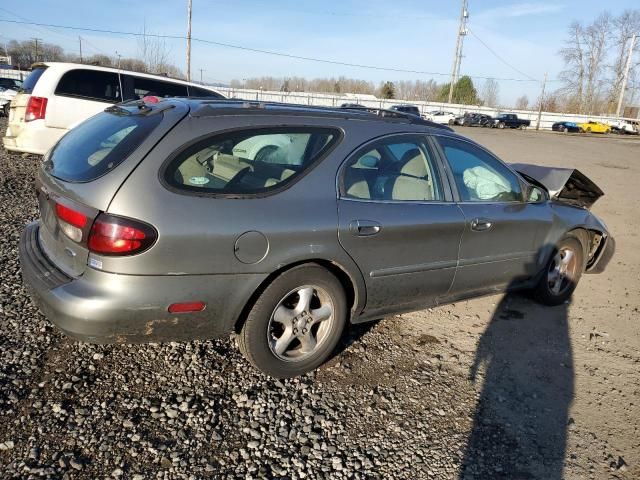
xmin=55 ymin=203 xmax=87 ymax=242
xmin=25 ymin=96 xmax=48 ymax=122
xmin=88 ymin=214 xmax=157 ymax=256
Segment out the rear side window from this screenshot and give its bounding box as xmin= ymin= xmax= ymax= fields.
xmin=164 ymin=128 xmax=339 ymax=195
xmin=21 ymin=67 xmax=47 ymax=93
xmin=55 ymin=69 xmax=122 ymax=102
xmin=132 ymin=77 xmax=188 ymax=99
xmin=45 ymin=110 xmax=162 ymax=182
xmin=188 ymin=86 xmax=224 ymax=98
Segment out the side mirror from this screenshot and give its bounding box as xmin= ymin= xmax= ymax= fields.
xmin=526 ymin=185 xmax=547 ymax=203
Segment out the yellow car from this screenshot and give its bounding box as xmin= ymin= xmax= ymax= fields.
xmin=577 ymin=121 xmax=611 ymax=134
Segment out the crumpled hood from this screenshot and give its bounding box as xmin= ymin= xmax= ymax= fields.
xmin=511 ymin=163 xmax=604 ymax=209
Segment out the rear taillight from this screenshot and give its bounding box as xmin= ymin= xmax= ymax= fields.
xmin=55 ymin=202 xmax=87 ymax=242
xmin=25 ymin=96 xmax=47 ymax=122
xmin=88 ymin=214 xmax=157 ymax=256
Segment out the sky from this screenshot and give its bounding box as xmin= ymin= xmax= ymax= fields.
xmin=0 ymin=1 xmax=638 ymax=105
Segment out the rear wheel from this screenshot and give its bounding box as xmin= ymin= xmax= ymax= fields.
xmin=519 ymin=124 xmax=527 ymax=130
xmin=533 ymin=236 xmax=584 ymax=306
xmin=586 ymin=127 xmax=592 ymax=133
xmin=237 ymin=264 xmax=347 ymax=377
xmin=562 ymin=126 xmax=568 ymax=133
xmin=2 ymin=103 xmax=8 ymax=117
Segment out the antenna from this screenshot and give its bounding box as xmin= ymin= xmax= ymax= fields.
xmin=115 ymin=51 xmax=123 ymax=102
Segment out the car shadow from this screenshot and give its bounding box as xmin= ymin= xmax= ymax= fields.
xmin=459 ymin=289 xmax=574 ymax=480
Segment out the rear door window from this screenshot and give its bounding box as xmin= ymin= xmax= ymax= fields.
xmin=188 ymin=86 xmax=224 ymax=98
xmin=21 ymin=67 xmax=47 ymax=93
xmin=132 ymin=77 xmax=188 ymax=99
xmin=164 ymin=128 xmax=339 ymax=195
xmin=45 ymin=108 xmax=162 ymax=182
xmin=55 ymin=69 xmax=122 ymax=102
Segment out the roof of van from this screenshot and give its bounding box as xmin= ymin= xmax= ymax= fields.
xmin=31 ymin=62 xmax=222 ymax=95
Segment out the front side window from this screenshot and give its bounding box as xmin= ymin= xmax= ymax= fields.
xmin=165 ymin=128 xmax=339 ymax=194
xmin=342 ymin=137 xmax=442 ymax=202
xmin=437 ymin=136 xmax=522 ymax=202
xmin=55 ymin=69 xmax=122 ymax=102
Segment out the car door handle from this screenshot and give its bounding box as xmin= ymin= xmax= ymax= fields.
xmin=349 ymin=220 xmax=382 ymax=237
xmin=471 ymin=218 xmax=493 ymax=232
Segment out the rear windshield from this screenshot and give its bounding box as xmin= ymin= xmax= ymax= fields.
xmin=45 ymin=109 xmax=162 ymax=182
xmin=22 ymin=67 xmax=47 ymax=94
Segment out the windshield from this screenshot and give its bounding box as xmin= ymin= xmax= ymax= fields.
xmin=21 ymin=67 xmax=47 ymax=93
xmin=45 ymin=109 xmax=162 ymax=182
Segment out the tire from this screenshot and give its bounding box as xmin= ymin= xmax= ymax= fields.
xmin=498 ymin=122 xmax=505 ymax=129
xmin=237 ymin=264 xmax=347 ymax=378
xmin=586 ymin=127 xmax=592 ymax=133
xmin=562 ymin=126 xmax=568 ymax=133
xmin=448 ymin=119 xmax=455 ymax=126
xmin=2 ymin=104 xmax=8 ymax=117
xmin=519 ymin=124 xmax=527 ymax=130
xmin=533 ymin=236 xmax=585 ymax=306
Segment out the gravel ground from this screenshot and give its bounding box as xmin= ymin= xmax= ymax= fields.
xmin=0 ymin=118 xmax=638 ymax=479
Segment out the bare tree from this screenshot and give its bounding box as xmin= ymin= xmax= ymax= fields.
xmin=138 ymin=23 xmax=174 ymax=75
xmin=608 ymin=10 xmax=640 ymax=112
xmin=559 ymin=21 xmax=587 ymax=113
xmin=583 ymin=13 xmax=612 ymax=114
xmin=481 ymin=78 xmax=499 ymax=107
xmin=515 ymin=95 xmax=529 ymax=110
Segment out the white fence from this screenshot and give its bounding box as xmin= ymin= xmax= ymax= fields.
xmin=216 ymin=87 xmax=636 ymax=131
xmin=0 ymin=69 xmax=28 ymax=81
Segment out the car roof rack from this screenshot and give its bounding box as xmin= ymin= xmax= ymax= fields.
xmin=187 ymin=99 xmax=452 ymax=131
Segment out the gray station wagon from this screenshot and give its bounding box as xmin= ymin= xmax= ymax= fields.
xmin=19 ymin=99 xmax=615 ymax=377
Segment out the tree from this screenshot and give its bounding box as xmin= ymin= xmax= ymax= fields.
xmin=437 ymin=76 xmax=480 ymax=105
xmin=380 ymin=81 xmax=396 ymax=99
xmin=481 ymin=78 xmax=499 ymax=107
xmin=608 ymin=10 xmax=640 ymax=112
xmin=515 ymin=95 xmax=529 ymax=110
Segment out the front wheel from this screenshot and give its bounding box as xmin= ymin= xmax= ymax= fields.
xmin=520 ymin=124 xmax=527 ymax=130
xmin=498 ymin=122 xmax=505 ymax=129
xmin=533 ymin=236 xmax=584 ymax=306
xmin=2 ymin=103 xmax=8 ymax=117
xmin=237 ymin=264 xmax=347 ymax=377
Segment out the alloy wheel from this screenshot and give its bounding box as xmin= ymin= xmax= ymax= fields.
xmin=267 ymin=285 xmax=335 ymax=361
xmin=547 ymin=247 xmax=579 ymax=296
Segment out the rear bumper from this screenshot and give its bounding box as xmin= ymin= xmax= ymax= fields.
xmin=19 ymin=222 xmax=267 ymax=343
xmin=3 ymin=120 xmax=66 ymax=155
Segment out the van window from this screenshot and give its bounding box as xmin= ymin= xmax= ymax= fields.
xmin=21 ymin=67 xmax=48 ymax=94
xmin=164 ymin=128 xmax=339 ymax=195
xmin=45 ymin=109 xmax=162 ymax=182
xmin=188 ymin=86 xmax=224 ymax=98
xmin=132 ymin=77 xmax=188 ymax=99
xmin=55 ymin=69 xmax=122 ymax=103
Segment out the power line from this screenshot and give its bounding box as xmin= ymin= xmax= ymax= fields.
xmin=0 ymin=18 xmax=544 ymax=82
xmin=467 ymin=27 xmax=538 ymax=82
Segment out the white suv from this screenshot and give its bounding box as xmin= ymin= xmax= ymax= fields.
xmin=3 ymin=62 xmax=224 ymax=155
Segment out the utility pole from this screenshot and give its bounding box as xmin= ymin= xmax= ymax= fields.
xmin=186 ymin=0 xmax=192 ymax=82
xmin=448 ymin=0 xmax=469 ymax=104
xmin=32 ymin=38 xmax=42 ymax=63
xmin=536 ymin=72 xmax=547 ymax=131
xmin=79 ymin=36 xmax=83 ymax=63
xmin=616 ymin=34 xmax=636 ymax=118
xmin=199 ymin=68 xmax=204 ymax=84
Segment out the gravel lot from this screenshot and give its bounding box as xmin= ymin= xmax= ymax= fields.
xmin=0 ymin=117 xmax=638 ymax=479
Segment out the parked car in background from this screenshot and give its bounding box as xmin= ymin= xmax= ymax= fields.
xmin=19 ymin=99 xmax=614 ymax=377
xmin=458 ymin=112 xmax=493 ymax=127
xmin=0 ymin=77 xmax=23 ymax=91
xmin=389 ymin=104 xmax=421 ymax=118
xmin=340 ymin=103 xmax=365 ymax=109
xmin=425 ymin=110 xmax=456 ymax=125
xmin=492 ymin=113 xmax=530 ymax=130
xmin=577 ymin=121 xmax=611 ymax=134
xmin=2 ymin=62 xmax=225 ymax=155
xmin=608 ymin=119 xmax=639 ymax=135
xmin=0 ymin=85 xmax=18 ymax=117
xmin=552 ymin=121 xmax=581 ymax=133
